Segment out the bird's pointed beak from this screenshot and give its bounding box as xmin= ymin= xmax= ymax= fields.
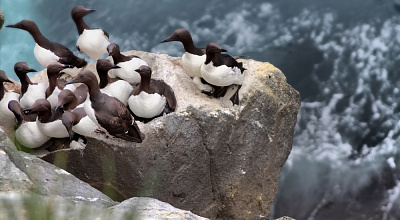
xmin=5 ymin=24 xmax=17 ymax=28
xmin=65 ymin=80 xmax=78 ymax=85
xmin=87 ymin=9 xmax=97 ymax=13
xmin=221 ymin=48 xmax=227 ymax=52
xmin=112 ymin=65 xmax=121 ymax=69
xmin=55 ymin=104 xmax=63 ymax=111
xmin=108 ymin=51 xmax=113 ymax=56
xmin=28 ymin=68 xmax=37 ymax=73
xmin=160 ymin=38 xmax=172 ymax=43
xmin=134 ymin=68 xmax=140 ymax=73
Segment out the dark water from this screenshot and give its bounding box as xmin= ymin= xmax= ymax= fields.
xmin=2 ymin=1 xmax=400 ymax=219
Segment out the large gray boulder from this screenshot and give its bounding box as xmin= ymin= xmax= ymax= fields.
xmin=0 ymin=131 xmax=208 ymax=219
xmin=36 ymin=50 xmax=301 ymax=219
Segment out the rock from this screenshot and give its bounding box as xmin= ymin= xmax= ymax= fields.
xmin=0 ymin=130 xmax=116 ymax=208
xmin=34 ymin=50 xmax=301 ymax=219
xmin=0 ymin=130 xmax=208 ymax=220
xmin=111 ymin=197 xmax=209 ymax=220
xmin=0 ymin=9 xmax=4 ymax=30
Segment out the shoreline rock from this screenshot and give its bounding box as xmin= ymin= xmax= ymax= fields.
xmin=2 ymin=51 xmax=300 ymax=219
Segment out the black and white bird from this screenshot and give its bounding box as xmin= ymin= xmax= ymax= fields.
xmin=45 ymin=62 xmax=75 ymax=109
xmin=128 ymin=65 xmax=176 ymax=122
xmin=96 ymin=59 xmax=133 ymax=106
xmin=200 ymin=43 xmax=245 ymax=105
xmin=56 ymin=90 xmax=97 ymax=141
xmin=65 ymin=70 xmax=145 ymax=143
xmin=71 ymin=6 xmax=110 ymax=60
xmin=14 ymin=62 xmax=46 ymax=109
xmin=107 ymin=43 xmax=148 ymax=85
xmin=160 ymin=29 xmax=214 ymax=94
xmin=6 ymin=20 xmax=87 ymax=75
xmin=0 ymin=71 xmax=19 ymax=131
xmin=8 ymin=100 xmax=50 ymax=149
xmin=23 ymin=99 xmax=69 ymax=138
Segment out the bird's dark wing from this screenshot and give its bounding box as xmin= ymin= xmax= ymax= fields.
xmin=151 ymin=79 xmax=177 ymax=110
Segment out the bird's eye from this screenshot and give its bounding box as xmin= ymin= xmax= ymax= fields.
xmin=18 ymin=67 xmax=21 ymax=70
xmin=79 ymin=74 xmax=84 ymax=78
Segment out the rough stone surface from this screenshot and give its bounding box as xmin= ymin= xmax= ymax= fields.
xmin=111 ymin=197 xmax=209 ymax=220
xmin=0 ymin=131 xmax=116 ymax=208
xmin=0 ymin=131 xmax=208 ymax=219
xmin=35 ymin=51 xmax=301 ymax=219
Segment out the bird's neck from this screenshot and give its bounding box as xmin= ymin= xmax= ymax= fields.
xmin=19 ymin=75 xmax=34 ymax=97
xmin=0 ymin=83 xmax=5 ymax=100
xmin=73 ymin=17 xmax=91 ymax=35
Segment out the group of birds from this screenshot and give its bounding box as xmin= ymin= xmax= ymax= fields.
xmin=0 ymin=6 xmax=246 ymax=149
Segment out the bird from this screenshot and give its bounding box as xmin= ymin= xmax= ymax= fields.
xmin=45 ymin=62 xmax=75 ymax=109
xmin=56 ymin=88 xmax=87 ymax=111
xmin=201 ymin=43 xmax=245 ymax=105
xmin=6 ymin=19 xmax=87 ymax=76
xmin=61 ymin=108 xmax=98 ymax=142
xmin=0 ymin=70 xmax=19 ymax=132
xmin=8 ymin=100 xmax=51 ymax=149
xmin=56 ymin=89 xmax=96 ymax=141
xmin=107 ymin=43 xmax=148 ymax=85
xmin=65 ymin=70 xmax=145 ymax=143
xmin=23 ymin=99 xmax=69 ymax=138
xmin=160 ymin=29 xmax=214 ymax=94
xmin=128 ymin=65 xmax=176 ymax=122
xmin=96 ymin=59 xmax=133 ymax=106
xmin=71 ymin=6 xmax=110 ymax=60
xmin=14 ymin=62 xmax=46 ymax=109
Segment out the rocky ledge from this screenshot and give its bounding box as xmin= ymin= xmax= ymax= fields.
xmin=1 ymin=50 xmax=300 ymax=219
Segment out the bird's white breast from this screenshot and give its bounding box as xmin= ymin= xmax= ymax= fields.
xmin=37 ymin=119 xmax=69 ymax=138
xmin=34 ymin=44 xmax=60 ymax=67
xmin=0 ymin=92 xmax=20 ymax=128
xmin=200 ymin=62 xmax=243 ymax=87
xmin=182 ymin=52 xmax=205 ymax=78
xmin=84 ymin=97 xmax=99 ymax=126
xmin=72 ymin=115 xmax=98 ymax=136
xmin=111 ymin=58 xmax=148 ymax=85
xmin=101 ymin=80 xmax=133 ymax=106
xmin=15 ymin=121 xmax=51 ymax=149
xmin=77 ymin=29 xmax=110 ymax=60
xmin=19 ymin=83 xmax=47 ymax=109
xmin=128 ymin=91 xmax=166 ymax=118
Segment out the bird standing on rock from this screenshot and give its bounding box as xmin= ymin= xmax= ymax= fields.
xmin=45 ymin=62 xmax=75 ymax=109
xmin=71 ymin=6 xmax=110 ymax=60
xmin=6 ymin=19 xmax=87 ymax=74
xmin=8 ymin=100 xmax=51 ymax=149
xmin=160 ymin=29 xmax=215 ymax=94
xmin=0 ymin=71 xmax=19 ymax=131
xmin=96 ymin=59 xmax=133 ymax=106
xmin=107 ymin=43 xmax=148 ymax=85
xmin=23 ymin=99 xmax=69 ymax=139
xmin=128 ymin=65 xmax=177 ymax=122
xmin=201 ymin=43 xmax=245 ymax=105
xmin=14 ymin=62 xmax=46 ymax=109
xmin=65 ymin=70 xmax=145 ymax=143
